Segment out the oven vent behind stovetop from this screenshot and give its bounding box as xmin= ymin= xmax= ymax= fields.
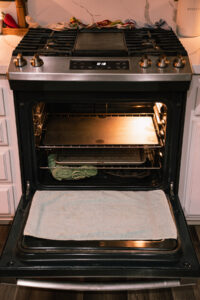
xmin=13 ymin=28 xmax=78 ymax=57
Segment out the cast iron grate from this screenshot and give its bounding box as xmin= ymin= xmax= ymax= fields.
xmin=124 ymin=28 xmax=187 ymax=56
xmin=13 ymin=27 xmax=187 ymax=57
xmin=13 ymin=28 xmax=78 ymax=56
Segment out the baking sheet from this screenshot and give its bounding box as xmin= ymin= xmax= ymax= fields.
xmin=24 ymin=190 xmax=177 ymax=241
xmin=44 ymin=116 xmax=158 ymax=146
xmin=56 ymin=148 xmax=146 ymax=165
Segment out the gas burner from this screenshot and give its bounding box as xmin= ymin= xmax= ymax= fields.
xmin=46 ymin=39 xmax=58 ymax=49
xmin=141 ymin=39 xmax=160 ymax=50
xmin=141 ymin=31 xmax=161 ymax=51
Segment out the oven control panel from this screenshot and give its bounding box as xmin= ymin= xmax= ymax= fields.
xmin=70 ymin=60 xmax=129 ymax=70
xmin=9 ymin=55 xmax=192 ymax=82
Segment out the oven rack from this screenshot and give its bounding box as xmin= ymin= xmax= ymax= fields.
xmin=40 ymin=164 xmax=161 ymax=170
xmin=35 ymin=112 xmax=164 ymax=149
xmin=39 ymin=112 xmax=162 ymax=119
xmin=38 ymin=148 xmax=162 ymax=170
xmin=44 ymin=113 xmax=156 ymax=116
xmin=37 ymin=144 xmax=163 ymax=149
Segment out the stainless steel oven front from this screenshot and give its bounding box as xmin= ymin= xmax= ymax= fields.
xmin=0 ymin=27 xmax=199 ymax=291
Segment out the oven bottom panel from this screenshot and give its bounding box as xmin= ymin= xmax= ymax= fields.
xmin=38 ymin=168 xmax=162 ymax=188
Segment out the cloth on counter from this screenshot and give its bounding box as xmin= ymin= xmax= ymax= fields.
xmin=141 ymin=19 xmax=171 ymax=30
xmin=48 ymin=154 xmax=97 ymax=181
xmin=25 ymin=16 xmax=171 ymax=31
xmin=25 ymin=16 xmax=40 ymax=28
xmin=24 ymin=190 xmax=177 ymax=241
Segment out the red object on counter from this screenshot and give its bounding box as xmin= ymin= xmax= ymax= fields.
xmin=96 ymin=20 xmax=111 ymax=26
xmin=2 ymin=12 xmax=19 ymax=28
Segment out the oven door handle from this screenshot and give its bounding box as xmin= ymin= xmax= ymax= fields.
xmin=17 ymin=279 xmax=192 ymax=291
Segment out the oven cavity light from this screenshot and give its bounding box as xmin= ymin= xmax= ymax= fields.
xmin=155 ymin=102 xmax=163 ymax=113
xmin=155 ymin=111 xmax=161 ymax=125
xmin=153 ymin=104 xmax=162 ymax=125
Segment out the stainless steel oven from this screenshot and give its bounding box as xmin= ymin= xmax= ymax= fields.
xmin=0 ymin=27 xmax=199 ymax=291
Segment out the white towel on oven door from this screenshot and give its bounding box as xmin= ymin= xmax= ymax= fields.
xmin=24 ymin=190 xmax=177 ymax=240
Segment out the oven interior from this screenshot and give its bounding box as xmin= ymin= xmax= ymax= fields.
xmin=17 ymin=99 xmax=181 ymax=254
xmin=33 ymin=101 xmax=167 ymax=189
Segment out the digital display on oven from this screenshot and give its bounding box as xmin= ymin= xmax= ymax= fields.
xmin=97 ymin=62 xmax=107 ymax=66
xmin=70 ymin=60 xmax=129 ymax=70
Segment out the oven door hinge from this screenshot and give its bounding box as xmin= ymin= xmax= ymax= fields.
xmin=25 ymin=180 xmax=31 ymax=200
xmin=170 ymin=182 xmax=175 ymax=199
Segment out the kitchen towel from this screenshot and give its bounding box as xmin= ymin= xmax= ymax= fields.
xmin=48 ymin=154 xmax=97 ymax=181
xmin=24 ymin=190 xmax=177 ymax=241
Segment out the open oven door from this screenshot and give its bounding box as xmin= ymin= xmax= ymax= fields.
xmin=0 ymin=188 xmax=199 ymax=291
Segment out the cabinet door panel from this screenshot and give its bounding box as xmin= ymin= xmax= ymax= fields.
xmin=0 ymin=186 xmax=14 ymax=215
xmin=0 ymin=89 xmax=5 ymax=116
xmin=0 ymin=148 xmax=12 ymax=182
xmin=195 ymin=85 xmax=200 ymax=115
xmin=185 ymin=119 xmax=200 ymax=215
xmin=0 ymin=119 xmax=8 ymax=145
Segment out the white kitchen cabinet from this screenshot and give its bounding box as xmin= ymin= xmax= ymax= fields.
xmin=0 ymin=119 xmax=8 ymax=145
xmin=0 ymin=76 xmax=21 ymax=222
xmin=0 ymin=186 xmax=15 ymax=216
xmin=179 ymin=75 xmax=200 ymax=223
xmin=184 ymin=119 xmax=200 ymax=216
xmin=0 ymin=88 xmax=5 ymax=115
xmin=0 ymin=148 xmax=12 ymax=182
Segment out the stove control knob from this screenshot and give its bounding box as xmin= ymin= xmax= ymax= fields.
xmin=13 ymin=53 xmax=27 ymax=68
xmin=139 ymin=55 xmax=152 ymax=68
xmin=173 ymin=55 xmax=186 ymax=68
xmin=30 ymin=54 xmax=44 ymax=67
xmin=157 ymin=55 xmax=169 ymax=68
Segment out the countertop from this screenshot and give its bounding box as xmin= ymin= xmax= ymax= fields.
xmin=179 ymin=35 xmax=200 ymax=74
xmin=0 ymin=35 xmax=22 ymax=75
xmin=0 ymin=33 xmax=200 ymax=75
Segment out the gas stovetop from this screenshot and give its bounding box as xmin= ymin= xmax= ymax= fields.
xmin=8 ymin=28 xmax=192 ymax=82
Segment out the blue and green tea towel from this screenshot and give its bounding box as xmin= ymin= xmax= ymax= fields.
xmin=48 ymin=154 xmax=97 ymax=181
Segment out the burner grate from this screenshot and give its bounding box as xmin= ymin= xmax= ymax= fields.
xmin=13 ymin=28 xmax=77 ymax=56
xmin=124 ymin=28 xmax=187 ymax=56
xmin=13 ymin=27 xmax=187 ymax=57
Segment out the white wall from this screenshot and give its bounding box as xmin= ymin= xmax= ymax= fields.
xmin=0 ymin=1 xmax=17 ymax=20
xmin=0 ymin=0 xmax=177 ymax=30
